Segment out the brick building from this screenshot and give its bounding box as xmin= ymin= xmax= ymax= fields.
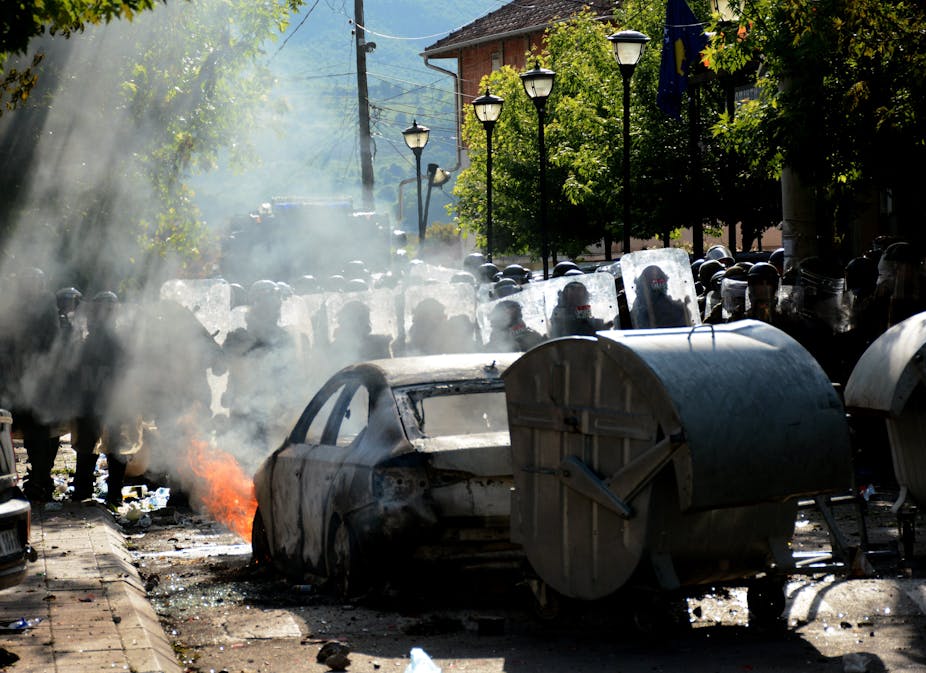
xmin=422 ymin=0 xmax=614 ymax=141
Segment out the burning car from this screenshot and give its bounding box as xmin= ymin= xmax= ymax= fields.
xmin=0 ymin=409 xmax=37 ymax=590
xmin=251 ymin=353 xmax=521 ymax=595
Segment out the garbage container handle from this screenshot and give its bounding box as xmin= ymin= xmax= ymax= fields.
xmin=687 ymin=323 xmax=715 ymax=343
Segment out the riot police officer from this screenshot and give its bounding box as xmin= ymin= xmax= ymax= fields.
xmin=71 ymin=291 xmax=129 ymax=506
xmin=221 ymin=281 xmax=299 ymax=451
xmin=7 ymin=268 xmax=61 ymax=501
xmin=485 ymin=300 xmax=544 ymax=352
xmin=548 ymin=281 xmax=613 ymax=337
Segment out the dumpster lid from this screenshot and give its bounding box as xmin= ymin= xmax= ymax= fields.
xmin=844 ymin=311 xmax=926 ymax=416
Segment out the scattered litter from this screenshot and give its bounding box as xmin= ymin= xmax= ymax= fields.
xmin=0 ymin=617 xmax=42 ymax=632
xmin=405 ymin=648 xmax=441 ymax=673
xmin=78 ymin=594 xmax=95 ymax=603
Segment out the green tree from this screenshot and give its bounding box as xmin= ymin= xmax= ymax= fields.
xmin=0 ymin=0 xmax=168 ymax=114
xmin=705 ymin=0 xmax=926 ymax=254
xmin=454 ymin=4 xmax=762 ymax=263
xmin=0 ymin=0 xmax=302 ymax=287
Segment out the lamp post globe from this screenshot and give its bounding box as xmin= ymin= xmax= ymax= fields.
xmin=608 ymin=30 xmax=650 ymax=255
xmin=402 ymin=120 xmax=430 ymax=242
xmin=472 ymin=88 xmax=504 ymax=263
xmin=520 ymin=62 xmax=556 ymax=279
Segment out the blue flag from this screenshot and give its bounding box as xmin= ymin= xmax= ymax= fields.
xmin=656 ymin=0 xmax=708 ymax=119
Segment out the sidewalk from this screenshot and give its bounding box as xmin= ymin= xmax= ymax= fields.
xmin=0 ymin=501 xmax=182 ymax=673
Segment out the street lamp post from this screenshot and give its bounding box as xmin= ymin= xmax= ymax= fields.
xmin=608 ymin=30 xmax=651 ymax=255
xmin=472 ymin=88 xmax=504 ymax=263
xmin=422 ymin=163 xmax=452 ymax=233
xmin=520 ymin=62 xmax=556 ymax=279
xmin=402 ymin=120 xmax=430 ymax=243
xmin=711 ymin=0 xmax=742 ymax=255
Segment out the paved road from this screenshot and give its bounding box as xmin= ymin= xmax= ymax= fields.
xmin=3 ymin=443 xmax=925 ymax=673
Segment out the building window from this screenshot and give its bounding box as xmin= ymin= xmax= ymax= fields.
xmin=490 ymin=51 xmax=502 ymax=72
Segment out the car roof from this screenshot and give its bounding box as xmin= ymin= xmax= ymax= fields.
xmin=344 ymin=352 xmax=521 ymax=388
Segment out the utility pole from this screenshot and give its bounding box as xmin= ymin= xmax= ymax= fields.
xmin=354 ymin=0 xmax=375 ymax=211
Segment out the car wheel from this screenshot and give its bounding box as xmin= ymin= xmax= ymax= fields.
xmin=327 ymin=517 xmax=366 ymax=598
xmin=250 ymin=507 xmax=272 ymax=567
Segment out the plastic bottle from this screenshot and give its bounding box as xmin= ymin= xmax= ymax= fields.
xmin=404 ymin=648 xmax=441 ymax=673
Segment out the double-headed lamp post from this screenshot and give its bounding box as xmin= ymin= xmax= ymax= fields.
xmin=402 ymin=119 xmax=431 ymax=242
xmin=608 ymin=30 xmax=650 ymax=255
xmin=423 ymin=163 xmax=452 ymax=233
xmin=472 ymin=88 xmax=504 ymax=263
xmin=520 ymin=62 xmax=556 ymax=280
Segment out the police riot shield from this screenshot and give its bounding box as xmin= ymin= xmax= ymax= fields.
xmin=475 ymin=282 xmax=550 ymax=348
xmin=322 ymin=287 xmax=402 ymax=347
xmin=620 ymin=249 xmax=700 ymax=329
xmin=484 ymin=273 xmax=617 ymax=341
xmin=159 ymin=278 xmax=232 ymax=341
xmin=400 ymin=283 xmax=478 ymax=355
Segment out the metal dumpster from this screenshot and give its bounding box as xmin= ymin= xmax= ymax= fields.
xmin=844 ymin=311 xmax=926 ymax=508
xmin=503 ymin=320 xmax=852 ymax=601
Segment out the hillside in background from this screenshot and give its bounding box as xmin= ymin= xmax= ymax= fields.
xmin=192 ymin=0 xmax=501 ymax=233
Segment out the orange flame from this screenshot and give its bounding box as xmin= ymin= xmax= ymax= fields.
xmin=185 ymin=438 xmax=257 ymax=541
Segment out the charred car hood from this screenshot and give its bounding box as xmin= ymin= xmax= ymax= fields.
xmin=410 ymin=431 xmax=511 ymax=476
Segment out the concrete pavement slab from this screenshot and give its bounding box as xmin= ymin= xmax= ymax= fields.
xmin=0 ymin=502 xmax=182 ymax=673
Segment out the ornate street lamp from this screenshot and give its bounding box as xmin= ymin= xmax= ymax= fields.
xmin=608 ymin=30 xmax=650 ymax=255
xmin=520 ymin=62 xmax=556 ymax=279
xmin=472 ymin=88 xmax=504 ymax=263
xmin=402 ymin=119 xmax=430 ymax=242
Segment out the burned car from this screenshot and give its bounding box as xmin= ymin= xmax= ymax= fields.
xmin=251 ymin=353 xmax=521 ymax=595
xmin=0 ymin=409 xmax=37 ymax=590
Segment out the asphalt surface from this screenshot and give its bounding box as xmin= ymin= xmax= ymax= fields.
xmin=3 ymin=444 xmax=926 ymax=673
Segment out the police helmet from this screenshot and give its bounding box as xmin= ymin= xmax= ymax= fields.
xmin=552 ymin=260 xmax=580 ymax=278
xmin=92 ymin=290 xmax=118 ymax=304
xmin=502 ymin=264 xmax=530 ymax=284
xmin=708 ymin=270 xmax=726 ymax=293
xmin=451 ymin=271 xmax=477 ymax=286
xmin=845 ymin=256 xmax=877 ymax=293
xmin=561 ymin=280 xmax=590 ymax=307
xmin=247 ymin=280 xmax=279 ymax=306
xmin=293 ymin=275 xmax=319 ymax=295
xmin=705 ymin=244 xmax=733 ymax=262
xmin=463 ymin=252 xmax=485 ymax=273
xmin=493 ymin=277 xmax=520 ymax=298
xmin=723 ymin=265 xmax=748 ymax=282
xmin=768 ymin=248 xmax=785 ymax=274
xmin=882 ymin=241 xmax=920 ymax=265
xmin=56 ymin=287 xmax=82 ymax=313
xmin=698 ymin=259 xmax=724 ymax=287
xmin=347 ymin=278 xmax=369 ymax=292
xmin=563 ymin=268 xmax=584 ymax=277
xmin=747 ymin=262 xmax=780 ymax=287
xmin=344 ymin=260 xmax=368 ymax=278
xmin=690 ymin=258 xmax=704 ymax=279
xmin=478 ymin=262 xmax=501 ymax=284
xmin=325 ymin=275 xmax=347 ymax=293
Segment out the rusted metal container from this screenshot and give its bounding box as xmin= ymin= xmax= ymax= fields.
xmin=503 ymin=320 xmax=852 ymax=601
xmin=844 ymin=312 xmax=926 ymax=507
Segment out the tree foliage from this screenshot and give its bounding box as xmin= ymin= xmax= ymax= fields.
xmin=705 ymin=0 xmax=926 ymax=249
xmin=0 ymin=0 xmax=303 ymax=288
xmin=457 ymin=0 xmax=926 ymax=261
